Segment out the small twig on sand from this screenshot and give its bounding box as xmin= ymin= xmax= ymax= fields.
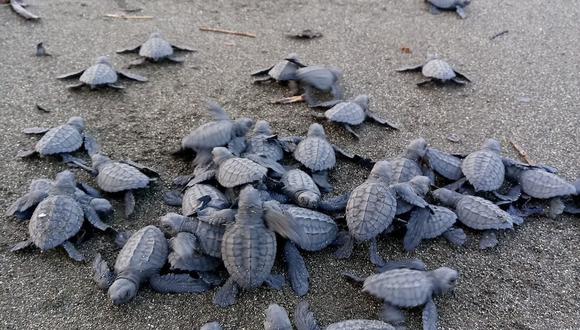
xmin=509 ymin=139 xmax=534 ymax=165
xmin=199 ymin=27 xmax=256 ymax=38
xmin=104 ymin=13 xmax=153 ymax=20
xmin=490 ymin=30 xmax=509 ymax=40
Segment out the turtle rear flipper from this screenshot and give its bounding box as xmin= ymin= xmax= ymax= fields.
xmin=93 ymin=253 xmax=114 ymax=290
xmin=127 ymin=58 xmax=147 ymax=68
xmin=124 ymin=191 xmax=136 ymax=218
xmin=62 ymin=241 xmax=85 ymax=262
xmin=366 ymin=111 xmax=400 ymax=130
xmin=369 ymin=238 xmax=385 ymax=267
xmin=333 ymin=233 xmax=354 ymax=259
xmin=309 ymin=99 xmax=343 ymax=109
xmin=455 ymin=6 xmax=467 ymax=19
xmin=417 ymin=79 xmax=434 ymax=87
xmin=342 ymin=124 xmax=360 ymax=139
xmin=78 ymin=182 xmax=101 ymax=198
xmin=213 ymin=278 xmax=238 ymax=307
xmin=149 ymin=273 xmax=210 ymax=293
xmin=294 ymin=301 xmax=320 ymax=330
xmin=330 ymin=83 xmax=344 ymax=100
xmin=116 ymin=45 xmax=141 ymax=54
xmin=284 ymin=241 xmax=309 ymax=296
xmin=341 ymin=271 xmax=366 ymax=285
xmin=116 ymin=70 xmax=148 ymax=82
xmin=67 ymin=82 xmax=86 ymax=90
xmin=120 ymin=159 xmax=160 ymax=177
xmin=56 ymin=69 xmax=86 ymax=80
xmin=264 ymin=274 xmax=285 ymax=290
xmin=428 ymin=4 xmax=443 ymax=15
xmin=422 ymin=298 xmax=439 ymax=330
xmin=10 ymin=240 xmax=33 ymax=252
xmin=380 ymin=303 xmax=406 ymax=326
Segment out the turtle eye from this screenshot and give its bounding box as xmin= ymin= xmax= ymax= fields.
xmin=448 ymin=278 xmax=457 ymax=286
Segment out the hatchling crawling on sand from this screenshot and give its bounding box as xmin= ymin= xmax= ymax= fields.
xmin=344 ymin=260 xmax=459 ymax=329
xmin=310 ymin=95 xmax=399 ymax=139
xmin=117 ymin=32 xmax=196 ymax=67
xmin=397 ymin=56 xmax=470 ymax=86
xmin=93 ymin=225 xmax=211 ymax=305
xmin=251 ymin=53 xmax=306 ymax=84
xmin=202 ymin=147 xmax=269 ymax=188
xmin=427 ymin=0 xmax=471 ymax=19
xmin=388 ymin=138 xmax=429 ymax=183
xmin=461 ymin=139 xmax=505 ymax=192
xmin=56 ymin=56 xmax=147 ymax=89
xmin=432 ymin=188 xmax=523 ymax=249
xmin=11 ymin=171 xmax=112 ymax=262
xmin=213 ymin=186 xmax=304 ymax=307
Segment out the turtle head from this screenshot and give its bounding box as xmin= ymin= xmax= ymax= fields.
xmin=108 ymin=278 xmax=138 ymax=305
xmin=431 ymin=188 xmax=461 ymax=207
xmin=211 ymin=147 xmax=234 ymax=164
xmin=297 ymin=191 xmax=320 ymax=209
xmin=91 ymin=153 xmax=111 ymax=171
xmin=149 ymin=31 xmax=163 ymax=39
xmin=95 ymin=56 xmax=112 ymax=66
xmin=457 ymin=0 xmax=471 ymax=6
xmin=482 ymin=139 xmax=501 ymax=154
xmin=307 ymin=123 xmax=326 ymax=138
xmin=352 ymin=95 xmax=370 ymax=111
xmin=159 ymin=212 xmax=195 ymax=235
xmin=369 ymin=160 xmax=393 ymax=182
xmin=66 ymin=117 xmax=85 ymax=132
xmin=237 ymin=185 xmax=263 ymax=220
xmin=430 ymin=267 xmax=459 ymax=296
xmin=234 ymin=118 xmax=254 ymax=137
xmin=52 ymin=170 xmax=77 ymax=194
xmin=90 ymin=198 xmax=114 ymax=217
xmin=406 ymin=138 xmax=428 ymax=160
xmin=409 ymin=176 xmax=432 ymax=196
xmin=253 ymin=120 xmax=273 ymax=135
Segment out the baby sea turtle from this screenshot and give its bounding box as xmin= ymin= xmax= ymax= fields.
xmin=389 ymin=138 xmax=428 ymax=183
xmin=275 ymin=65 xmax=343 ymax=106
xmin=117 ymin=32 xmax=196 ymax=67
xmin=427 ymin=0 xmax=471 ymax=19
xmin=251 ymin=53 xmax=306 ymax=84
xmin=424 ymin=147 xmax=464 ymax=180
xmin=293 ymin=123 xmax=336 ymax=192
xmin=505 ymin=163 xmax=576 ymax=199
xmin=294 ymin=301 xmax=395 ymax=330
xmin=168 ymin=232 xmax=221 ymax=272
xmin=432 ymin=188 xmax=522 ymax=249
xmin=181 ymin=101 xmax=254 ymax=166
xmin=397 ymin=56 xmax=470 ymax=86
xmin=360 ymin=261 xmax=459 ymax=329
xmin=213 ymin=186 xmax=303 ymax=307
xmin=243 ymin=120 xmax=286 ymax=162
xmin=182 ymin=184 xmax=230 ymax=216
xmin=11 ymin=171 xmax=111 ymax=261
xmin=404 ymin=205 xmax=466 ymax=251
xmin=461 ymin=139 xmax=505 ymax=191
xmin=17 ymin=116 xmax=91 ymax=164
xmin=310 ymin=95 xmax=398 ymax=139
xmin=264 ymin=304 xmax=293 ymax=330
xmin=281 ymin=169 xmax=321 ymax=209
xmin=56 ymin=56 xmax=147 ymax=90
xmin=90 ymin=153 xmax=158 ymax=217
xmin=211 ymin=147 xmax=268 ymax=188
xmin=93 ymin=225 xmax=210 ymax=305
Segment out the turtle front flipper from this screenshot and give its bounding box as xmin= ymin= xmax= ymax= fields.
xmin=106 ymin=83 xmax=125 ymax=90
xmin=294 ymin=301 xmax=320 ymax=330
xmin=10 ymin=240 xmax=33 ymax=252
xmin=392 ymin=183 xmax=429 ymax=208
xmin=83 ymin=133 xmax=101 ymax=156
xmin=453 ymin=70 xmax=471 ymax=82
xmin=120 ymin=159 xmax=160 ymax=177
xmin=93 ymin=253 xmax=114 ymax=290
xmin=333 ymin=233 xmax=354 ymax=259
xmin=16 ymin=149 xmax=37 ymax=158
xmin=366 ymin=111 xmax=400 ymax=130
xmin=149 ymin=273 xmax=211 ymax=293
xmin=376 ymin=259 xmax=427 ymax=272
xmin=82 ymin=204 xmax=112 ymax=232
xmin=163 ymin=190 xmax=183 ymax=206
xmin=342 ymin=124 xmax=360 ymax=139
xmin=369 ymin=238 xmax=385 ymax=267
xmin=250 ymin=65 xmax=275 ymax=77
xmin=428 ymin=4 xmax=443 ymax=15
xmin=284 ymin=241 xmax=309 ymax=296
xmin=342 ymin=271 xmax=366 ymax=285
xmin=396 ymin=63 xmax=424 ymax=72
xmin=166 ymin=55 xmax=185 ymax=63
xmin=309 ymin=99 xmax=343 ymax=109
xmin=311 ymin=171 xmax=332 ymax=193
xmin=56 ymin=69 xmax=86 ymax=80
xmin=6 ymin=189 xmax=49 ymax=217
xmin=403 ymin=208 xmax=428 ymax=251
xmin=263 ymin=202 xmax=305 ymax=243
xmin=318 ymin=193 xmax=350 ymax=212
xmin=479 ymin=230 xmax=499 ymax=249
xmin=264 ymin=274 xmax=285 ymax=290
xmin=450 ymin=77 xmax=467 ymax=85
xmin=455 ymin=6 xmax=467 ymax=19
xmin=170 ymin=44 xmax=197 ymax=52
xmin=380 ymin=302 xmax=406 ymax=326
xmin=213 ymin=277 xmax=239 ymax=307
xmin=422 ymin=298 xmax=439 ymax=330
xmin=442 ymin=228 xmax=467 ymax=246
xmin=62 ymin=241 xmax=85 ymax=262
xmin=272 ymin=94 xmax=305 ymax=104
xmin=116 ymin=70 xmax=148 ymax=82
xmin=127 ymin=58 xmax=147 ymax=68
xmin=61 ymin=154 xmax=96 ymax=174
xmin=417 ymin=79 xmax=435 ymax=87
xmin=330 ymin=83 xmax=344 ymax=101
xmin=124 ymin=191 xmax=136 ymax=218
xmin=22 ymin=127 xmax=50 ymax=134
xmin=116 ymin=45 xmax=142 ymax=54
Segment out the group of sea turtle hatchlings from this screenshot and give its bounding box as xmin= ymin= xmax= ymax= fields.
xmin=6 ymin=0 xmax=580 ymax=329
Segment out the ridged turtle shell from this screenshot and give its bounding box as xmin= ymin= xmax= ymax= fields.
xmin=139 ymin=36 xmax=174 ymax=60
xmin=221 ymin=223 xmax=276 ymax=288
xmin=97 ymin=162 xmax=150 ymax=192
xmin=182 ymin=121 xmax=234 ymax=150
xmin=294 ymin=137 xmax=335 ymax=171
xmin=268 ymin=60 xmax=300 ymax=82
xmin=346 ymin=182 xmax=397 ymax=241
xmin=80 ymin=63 xmax=118 ymax=86
xmin=410 ymin=206 xmax=457 ymax=239
xmin=281 ymin=169 xmax=320 ymax=202
xmin=217 ymin=158 xmax=267 ymax=188
xmin=295 ymin=66 xmax=337 ymax=90
xmin=391 ymin=157 xmax=423 ymax=183
xmin=114 ymin=226 xmax=168 ymax=283
xmin=456 ymin=195 xmax=514 ymax=230
xmin=429 ymin=0 xmax=461 ymax=9
xmin=425 ymin=147 xmax=463 ymax=180
xmin=461 ymin=149 xmax=504 ymax=191
xmin=245 ymin=135 xmax=284 ymax=161
xmin=280 ymin=204 xmax=337 ymax=251
xmin=194 ymin=219 xmax=227 ymax=259
xmin=325 ymin=101 xmax=366 ymax=125
xmin=422 ymin=59 xmax=456 ymax=81
xmin=182 ymin=184 xmax=229 ymax=215
xmin=520 ymin=169 xmax=576 ymax=199
xmin=35 ymin=125 xmax=83 ymax=156
xmin=326 ymin=320 xmax=395 ymax=330
xmin=28 ymin=195 xmax=84 ymax=250
xmin=363 ymin=268 xmax=433 ymax=307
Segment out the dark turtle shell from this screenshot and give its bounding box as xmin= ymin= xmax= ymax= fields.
xmin=28 ymin=195 xmax=84 ymax=250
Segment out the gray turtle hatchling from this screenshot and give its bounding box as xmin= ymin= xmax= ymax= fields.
xmin=461 ymin=139 xmax=505 ymax=191
xmin=117 ymin=32 xmax=196 ymax=67
xmin=213 ymin=186 xmax=303 ymax=307
xmin=281 ymin=169 xmax=321 ymax=209
xmin=404 ymin=205 xmax=466 ymax=251
xmin=17 ymin=117 xmax=91 ymax=164
xmin=181 ymin=183 xmax=230 ymax=216
xmin=505 ymin=164 xmax=576 ymax=199
xmin=361 ymin=262 xmax=459 ymax=329
xmin=293 ymin=301 xmax=395 ymax=330
xmin=427 ymin=0 xmax=471 ymax=19
xmin=243 ymin=120 xmax=285 ymax=162
xmin=211 ymin=147 xmax=268 ymax=188
xmin=181 ymin=102 xmax=254 ymax=166
xmin=389 ymin=138 xmax=429 ymax=183
xmin=397 ymin=56 xmax=470 ymax=86
xmin=293 ymin=123 xmax=336 ymax=192
xmin=310 ymin=95 xmax=398 ymax=139
xmin=160 ymin=210 xmax=235 ymax=259
xmin=93 ymin=225 xmax=210 ymax=305
xmin=432 ymin=188 xmax=522 ymax=249
xmin=251 ymin=53 xmax=306 ymax=84
xmin=425 ymin=147 xmax=464 ymax=180
xmin=11 ymin=171 xmax=112 ymax=261
xmin=91 ymin=153 xmax=158 ymax=217
xmin=56 ymin=56 xmax=147 ymax=89
xmin=264 ymin=303 xmax=293 ymax=330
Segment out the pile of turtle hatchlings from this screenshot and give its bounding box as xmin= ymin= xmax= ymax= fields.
xmin=6 ymin=2 xmax=580 ymax=329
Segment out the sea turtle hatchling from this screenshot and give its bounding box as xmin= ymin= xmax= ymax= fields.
xmin=275 ymin=65 xmax=344 ymax=106
xmin=504 ymin=163 xmax=576 ymax=200
xmin=461 ymin=139 xmax=505 ymax=192
xmin=251 ymin=53 xmax=306 ymax=84
xmin=403 ymin=205 xmax=466 ymax=251
xmin=117 ymin=32 xmax=196 ymax=67
xmin=432 ymin=188 xmax=523 ymax=249
xmin=93 ymin=225 xmax=211 ymax=305
xmin=17 ymin=116 xmax=93 ymax=165
xmin=388 ymin=138 xmax=429 ymax=183
xmin=213 ymin=186 xmax=304 ymax=307
xmin=210 ymin=147 xmax=269 ymax=188
xmin=427 ymin=0 xmax=471 ymax=19
xmin=397 ymin=56 xmax=470 ymax=86
xmin=280 ymin=169 xmax=321 ymax=209
xmin=310 ymin=95 xmax=399 ymax=139
xmin=243 ymin=120 xmax=287 ymax=162
xmin=56 ymin=56 xmax=147 ymax=90
xmin=11 ymin=171 xmax=112 ymax=261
